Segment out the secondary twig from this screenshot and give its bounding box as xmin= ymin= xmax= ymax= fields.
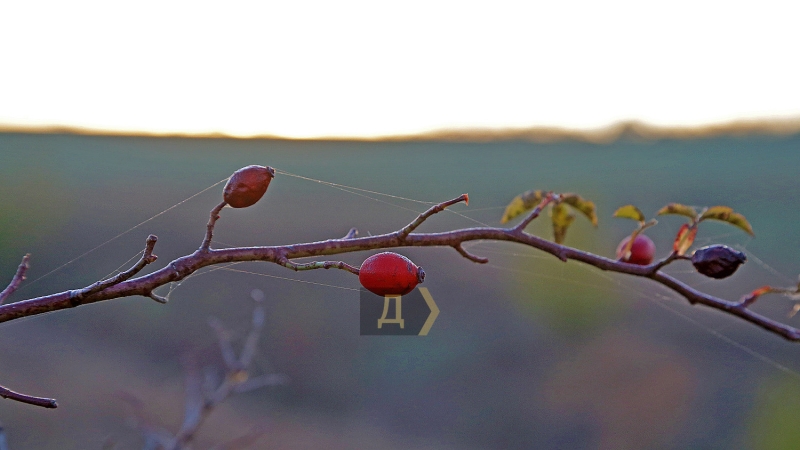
xmin=0 ymin=254 xmax=29 ymax=305
xmin=512 ymin=192 xmax=557 ymax=233
xmin=397 ymin=194 xmax=469 ymax=240
xmin=453 ymin=244 xmax=489 ymax=264
xmin=201 ymin=201 xmax=227 ymax=251
xmin=71 ymin=235 xmax=159 ymax=302
xmin=0 ymin=383 xmax=57 ymax=409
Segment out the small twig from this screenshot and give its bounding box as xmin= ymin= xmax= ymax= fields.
xmin=277 ymin=257 xmax=360 ymax=275
xmin=0 ymin=254 xmax=29 ymax=305
xmin=341 ymin=228 xmax=359 ymax=239
xmin=72 ymin=236 xmax=159 ymax=302
xmin=208 ymin=318 xmax=239 ymax=371
xmin=0 ymin=422 xmax=9 ymax=450
xmin=147 ymin=292 xmax=168 ymax=304
xmin=648 ymin=251 xmax=685 ymax=273
xmin=512 ymin=192 xmax=557 ymax=233
xmin=453 ymin=244 xmax=489 ymax=263
xmin=201 ymin=201 xmax=227 ymax=251
xmin=0 ymin=383 xmax=57 ymax=409
xmin=239 ymin=302 xmax=265 ymax=369
xmin=397 ymin=194 xmax=469 ymax=240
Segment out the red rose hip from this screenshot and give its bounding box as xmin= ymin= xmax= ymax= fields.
xmin=359 ymin=252 xmax=425 ymax=296
xmin=616 ymin=234 xmax=656 ymax=265
xmin=223 ymin=165 xmax=275 ymax=208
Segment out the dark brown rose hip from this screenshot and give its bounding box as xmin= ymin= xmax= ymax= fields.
xmin=223 ymin=165 xmax=275 ymax=208
xmin=691 ymin=245 xmax=747 ymax=279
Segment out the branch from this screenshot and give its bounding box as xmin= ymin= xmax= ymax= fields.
xmin=2 ymin=194 xmax=800 ymax=343
xmin=0 ymin=254 xmax=29 ymax=305
xmin=0 ymin=383 xmax=57 ymax=409
xmin=201 ymin=201 xmax=227 ymax=251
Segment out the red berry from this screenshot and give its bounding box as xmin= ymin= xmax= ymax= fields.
xmin=616 ymin=234 xmax=655 ymax=265
xmin=359 ymin=252 xmax=425 ymax=296
xmin=223 ymin=165 xmax=275 ymax=208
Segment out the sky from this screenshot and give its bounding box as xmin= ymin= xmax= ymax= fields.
xmin=1 ymin=1 xmax=799 ymax=139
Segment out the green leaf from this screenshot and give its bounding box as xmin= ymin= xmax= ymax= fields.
xmin=656 ymin=203 xmax=698 ymax=219
xmin=551 ymin=203 xmax=575 ymax=244
xmin=613 ymin=205 xmax=645 ymax=222
xmin=561 ymin=193 xmax=598 ymax=226
xmin=501 ymin=189 xmax=544 ymax=224
xmin=699 ymin=206 xmax=755 ymax=236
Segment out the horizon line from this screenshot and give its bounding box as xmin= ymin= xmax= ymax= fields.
xmin=2 ymin=117 xmax=800 ymax=144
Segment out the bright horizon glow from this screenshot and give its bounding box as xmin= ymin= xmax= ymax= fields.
xmin=1 ymin=1 xmax=799 ymax=139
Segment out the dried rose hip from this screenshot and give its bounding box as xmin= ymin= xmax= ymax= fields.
xmin=223 ymin=165 xmax=275 ymax=208
xmin=616 ymin=234 xmax=656 ymax=265
xmin=691 ymin=245 xmax=747 ymax=279
xmin=359 ymin=252 xmax=425 ymax=296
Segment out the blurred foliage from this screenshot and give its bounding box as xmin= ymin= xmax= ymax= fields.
xmin=748 ymin=375 xmax=800 ymax=449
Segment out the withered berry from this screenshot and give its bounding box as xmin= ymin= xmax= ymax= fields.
xmin=223 ymin=165 xmax=275 ymax=208
xmin=691 ymin=245 xmax=746 ymax=279
xmin=616 ymin=234 xmax=656 ymax=265
xmin=359 ymin=252 xmax=425 ymax=296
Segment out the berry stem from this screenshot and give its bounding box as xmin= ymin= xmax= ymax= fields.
xmin=200 ymin=201 xmax=227 ymax=251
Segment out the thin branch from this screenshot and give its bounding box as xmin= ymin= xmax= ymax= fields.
xmin=277 ymin=257 xmax=360 ymax=275
xmin=70 ymin=236 xmax=159 ymax=302
xmin=0 ymin=383 xmax=57 ymax=409
xmin=201 ymin=201 xmax=227 ymax=251
xmin=397 ymin=194 xmax=469 ymax=240
xmin=2 ymin=194 xmax=800 ymax=342
xmin=0 ymin=254 xmax=29 ymax=305
xmin=512 ymin=192 xmax=558 ymax=233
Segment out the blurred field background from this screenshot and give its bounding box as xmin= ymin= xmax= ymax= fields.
xmin=1 ymin=131 xmax=800 ymax=449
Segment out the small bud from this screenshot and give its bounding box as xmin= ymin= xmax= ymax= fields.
xmin=223 ymin=165 xmax=275 ymax=208
xmin=691 ymin=245 xmax=746 ymax=279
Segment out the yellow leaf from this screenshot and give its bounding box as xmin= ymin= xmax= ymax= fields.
xmin=551 ymin=203 xmax=575 ymax=244
xmin=501 ymin=189 xmax=543 ymax=224
xmin=700 ymin=206 xmax=734 ymax=221
xmin=699 ymin=206 xmax=755 ymax=236
xmin=656 ymin=203 xmax=698 ymax=219
xmin=613 ymin=205 xmax=645 ymax=222
xmin=561 ymin=193 xmax=598 ymax=226
xmin=727 ymin=212 xmax=755 ymax=237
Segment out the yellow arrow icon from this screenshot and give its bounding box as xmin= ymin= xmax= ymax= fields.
xmin=418 ymin=287 xmax=439 ymax=336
